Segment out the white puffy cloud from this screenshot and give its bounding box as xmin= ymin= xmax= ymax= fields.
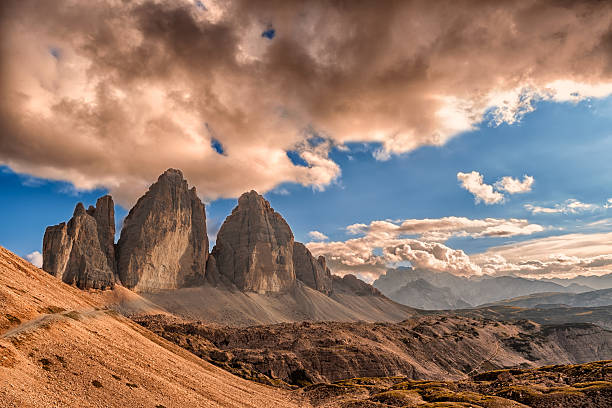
xmin=306 ymin=216 xmax=543 ymax=279
xmin=495 ymin=175 xmax=534 ymax=194
xmin=307 ymin=236 xmax=482 ymax=280
xmin=458 ymin=172 xmax=536 ymax=205
xmin=2 ymin=1 xmax=612 ymax=204
xmin=308 ymin=230 xmax=329 ymax=241
xmin=25 ymin=251 xmax=43 ymax=268
xmin=457 ymin=171 xmax=504 ymax=204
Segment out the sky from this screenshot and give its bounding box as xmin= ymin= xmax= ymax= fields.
xmin=1 ymin=0 xmax=612 ymax=282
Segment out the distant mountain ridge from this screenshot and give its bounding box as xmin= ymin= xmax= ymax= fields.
xmin=374 ymin=267 xmax=594 ymax=310
xmin=482 ymin=288 xmax=612 ymax=308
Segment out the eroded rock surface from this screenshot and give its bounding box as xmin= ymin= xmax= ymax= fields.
xmin=117 ymin=169 xmax=208 ymax=292
xmin=293 ymin=242 xmax=332 ymax=294
xmin=42 ymin=200 xmax=116 ymax=289
xmin=211 ymin=191 xmax=295 ymax=292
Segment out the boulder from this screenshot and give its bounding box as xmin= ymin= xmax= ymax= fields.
xmin=116 ymin=169 xmax=208 ymax=292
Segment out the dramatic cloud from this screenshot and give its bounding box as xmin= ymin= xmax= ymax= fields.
xmin=2 ymin=0 xmax=612 ymax=204
xmin=495 ymin=175 xmax=534 ymax=194
xmin=524 ymin=199 xmax=600 ymax=214
xmin=457 ymin=172 xmax=504 ymax=204
xmin=308 ymin=230 xmax=329 ymax=241
xmin=307 ymin=237 xmax=482 ymax=282
xmin=25 ymin=251 xmax=42 ymax=268
xmin=307 ymin=216 xmax=543 ymax=280
xmin=472 ymin=231 xmax=612 ymax=278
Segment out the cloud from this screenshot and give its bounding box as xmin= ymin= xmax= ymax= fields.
xmin=25 ymin=251 xmax=42 ymax=268
xmin=306 ymin=215 xmax=543 ymax=279
xmin=346 ymin=217 xmax=544 ymax=241
xmin=524 ymin=199 xmax=600 ymax=214
xmin=307 ymin=236 xmax=482 ymax=280
xmin=1 ymin=1 xmax=612 ymax=204
xmin=457 ymin=171 xmax=504 ymax=204
xmin=472 ymin=231 xmax=612 ymax=278
xmin=495 ymin=175 xmax=534 ymax=194
xmin=308 ymin=230 xmax=328 ymax=241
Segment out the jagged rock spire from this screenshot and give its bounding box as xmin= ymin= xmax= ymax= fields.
xmin=42 ymin=198 xmax=116 ymax=290
xmin=116 ymin=168 xmax=208 ymax=292
xmin=209 ymin=190 xmax=296 ymax=293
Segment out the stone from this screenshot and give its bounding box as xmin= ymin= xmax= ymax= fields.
xmin=210 ymin=190 xmax=295 ymax=292
xmin=42 ymin=201 xmax=116 ymax=289
xmin=116 ymin=169 xmax=208 ymax=292
xmin=293 ymin=242 xmax=332 ymax=294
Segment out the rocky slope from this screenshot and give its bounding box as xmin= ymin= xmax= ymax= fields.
xmin=135 ymin=282 xmax=416 ymax=326
xmin=0 ymin=245 xmax=302 ymax=407
xmin=136 ymin=313 xmax=612 ymax=387
xmin=117 ymin=169 xmax=209 ymax=292
xmin=42 ymin=199 xmax=116 ymax=289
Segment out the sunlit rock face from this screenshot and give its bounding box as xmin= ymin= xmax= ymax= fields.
xmin=117 ymin=169 xmax=208 ymax=292
xmin=211 ymin=190 xmax=296 ymax=293
xmin=43 ymin=199 xmax=116 ymax=290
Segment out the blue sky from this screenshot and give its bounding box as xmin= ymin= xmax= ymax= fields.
xmin=2 ymin=96 xmax=612 ymax=267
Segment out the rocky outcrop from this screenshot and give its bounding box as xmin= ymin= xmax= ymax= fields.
xmin=137 ymin=314 xmax=612 ymax=386
xmin=293 ymin=242 xmax=332 ymax=294
xmin=42 ymin=201 xmax=116 ymax=289
xmin=116 ymin=169 xmax=208 ymax=292
xmin=210 ymin=191 xmax=295 ymax=293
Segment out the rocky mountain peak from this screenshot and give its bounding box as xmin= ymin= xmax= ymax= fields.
xmin=116 ymin=168 xmax=208 ymax=292
xmin=73 ymin=202 xmax=86 ymax=216
xmin=209 ymin=190 xmax=296 ymax=293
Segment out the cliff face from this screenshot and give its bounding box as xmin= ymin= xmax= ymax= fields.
xmin=210 ymin=191 xmax=296 ymax=293
xmin=42 ymin=199 xmax=116 ymax=289
xmin=293 ymin=242 xmax=333 ymax=294
xmin=116 ymin=169 xmax=208 ymax=292
xmin=86 ymin=195 xmax=116 ymax=274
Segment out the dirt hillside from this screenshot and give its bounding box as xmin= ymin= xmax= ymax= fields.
xmin=0 ymin=246 xmax=304 ymax=408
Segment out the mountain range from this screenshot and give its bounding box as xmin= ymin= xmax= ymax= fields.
xmin=373 ymin=267 xmax=601 ymax=310
xmin=40 ymin=169 xmax=414 ymax=325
